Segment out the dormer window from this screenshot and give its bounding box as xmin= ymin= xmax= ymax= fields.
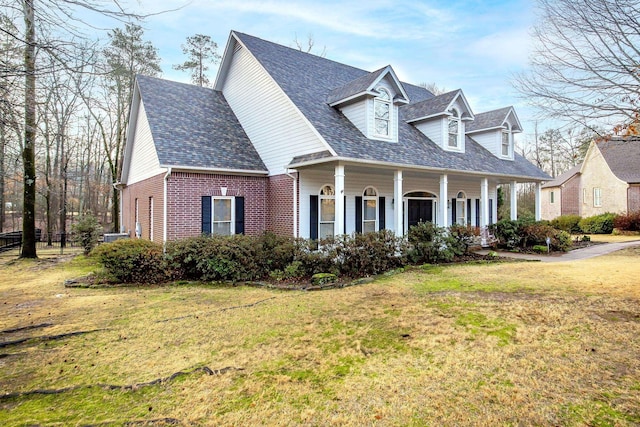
xmin=374 ymin=88 xmax=391 ymax=138
xmin=501 ymin=123 xmax=511 ymax=156
xmin=448 ymin=108 xmax=461 ymax=148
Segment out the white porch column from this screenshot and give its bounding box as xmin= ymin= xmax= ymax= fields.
xmin=439 ymin=174 xmax=448 ymax=228
xmin=481 ymin=178 xmax=489 ymax=228
xmin=510 ymin=180 xmax=518 ymax=221
xmin=535 ymin=182 xmax=542 ymax=221
xmin=393 ymin=170 xmax=403 ymax=236
xmin=334 ymin=163 xmax=345 ymax=236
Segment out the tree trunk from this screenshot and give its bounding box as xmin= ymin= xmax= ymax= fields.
xmin=21 ymin=0 xmax=37 ymax=258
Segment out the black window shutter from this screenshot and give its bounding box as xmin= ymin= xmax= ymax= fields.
xmin=451 ymin=198 xmax=456 ymax=225
xmin=489 ymin=199 xmax=494 ymax=224
xmin=378 ymin=197 xmax=385 ymax=230
xmin=355 ymin=196 xmax=362 ymax=233
xmin=310 ymin=195 xmax=318 ymax=240
xmin=467 ymin=199 xmax=472 ymax=226
xmin=475 ymin=199 xmax=480 ymax=227
xmin=235 ymin=196 xmax=245 ymax=235
xmin=344 ymin=196 xmax=347 ymax=234
xmin=202 ymin=196 xmax=211 ymax=234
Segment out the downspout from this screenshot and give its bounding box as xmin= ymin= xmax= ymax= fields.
xmin=285 ymin=169 xmax=298 ymax=238
xmin=112 ymin=182 xmax=124 ymax=233
xmin=163 ymin=167 xmax=172 ymax=246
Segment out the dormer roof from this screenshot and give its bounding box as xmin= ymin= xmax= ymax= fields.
xmin=403 ymin=89 xmax=474 ymax=124
xmin=466 ymin=106 xmax=522 ymax=134
xmin=327 ymin=65 xmax=410 ymax=107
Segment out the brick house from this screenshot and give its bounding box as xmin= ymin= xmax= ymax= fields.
xmin=541 ymin=137 xmax=640 ymax=220
xmin=119 ymin=31 xmax=549 ymax=243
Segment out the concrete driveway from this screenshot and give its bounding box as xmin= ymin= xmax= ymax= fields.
xmin=476 ymin=240 xmax=640 ymax=263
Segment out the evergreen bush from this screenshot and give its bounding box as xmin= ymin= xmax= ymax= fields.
xmin=92 ymin=239 xmax=167 ymax=283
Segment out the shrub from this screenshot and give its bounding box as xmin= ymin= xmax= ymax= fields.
xmin=448 ymin=224 xmax=481 ymax=254
xmin=579 ymin=213 xmax=616 ymax=234
xmin=166 ymin=234 xmax=263 ymax=282
xmin=72 ymin=214 xmax=102 ymax=255
xmin=614 ymin=211 xmax=640 ymax=231
xmin=92 ymin=239 xmax=167 ymax=284
xmin=406 ymin=222 xmax=455 ymax=264
xmin=521 ymin=224 xmax=571 ymax=252
xmin=550 ymin=215 xmax=582 ymax=234
xmin=489 ymin=219 xmax=522 ymax=249
xmin=532 ymin=245 xmax=548 ymax=253
xmin=334 ymin=230 xmax=405 ymax=277
xmin=256 ymin=232 xmax=296 ymax=272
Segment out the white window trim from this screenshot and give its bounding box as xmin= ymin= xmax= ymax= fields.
xmin=373 ymin=87 xmax=393 ymax=140
xmin=455 ymin=191 xmax=467 ymax=225
xmin=501 ymin=123 xmax=511 ymax=157
xmin=447 ymin=108 xmax=462 ymax=151
xmin=211 ymin=196 xmax=235 ymax=236
xmin=319 ymin=184 xmax=335 ymax=239
xmin=593 ymin=187 xmax=602 ymax=207
xmin=363 ymin=186 xmax=378 ymax=233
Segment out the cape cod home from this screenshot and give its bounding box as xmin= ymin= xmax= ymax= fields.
xmin=119 ymin=31 xmax=549 ymax=243
xmin=541 ymin=137 xmax=640 ymax=220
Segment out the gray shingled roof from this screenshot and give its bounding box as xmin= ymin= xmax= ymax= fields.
xmin=234 ymin=32 xmax=549 ymax=181
xmin=466 ymin=107 xmax=513 ymax=133
xmin=598 ymin=137 xmax=640 ymax=183
xmin=402 ymin=90 xmax=459 ymax=123
xmin=326 ymin=66 xmax=387 ymax=105
xmin=541 ymin=164 xmax=581 ymax=189
xmin=136 ymin=75 xmax=267 ymax=172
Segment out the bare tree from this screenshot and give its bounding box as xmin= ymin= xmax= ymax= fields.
xmin=293 ymin=33 xmax=326 ymax=57
xmin=418 ymin=82 xmax=448 ymax=96
xmin=514 ymin=0 xmax=640 ymax=132
xmin=173 ymin=34 xmax=220 ymax=87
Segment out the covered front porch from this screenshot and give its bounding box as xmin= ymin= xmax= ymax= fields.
xmin=295 ymin=161 xmax=542 ymax=240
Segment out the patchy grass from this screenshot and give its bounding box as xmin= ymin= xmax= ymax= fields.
xmin=1 ymin=249 xmax=639 ymax=426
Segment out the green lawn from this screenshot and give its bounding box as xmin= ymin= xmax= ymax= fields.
xmin=1 ymin=248 xmax=639 ymax=426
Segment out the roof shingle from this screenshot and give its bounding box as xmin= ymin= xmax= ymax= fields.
xmin=136 ymin=75 xmax=267 ymax=172
xmin=597 ymin=137 xmax=640 ymax=183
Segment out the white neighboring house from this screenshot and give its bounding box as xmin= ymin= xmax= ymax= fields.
xmin=119 ymin=31 xmax=550 ymax=243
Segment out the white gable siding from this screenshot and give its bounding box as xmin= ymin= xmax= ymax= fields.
xmin=415 ymin=119 xmax=443 ymax=147
xmin=128 ymin=100 xmax=162 ymax=184
xmin=470 ymin=131 xmax=500 ymax=156
xmin=341 ymin=100 xmax=368 ymax=136
xmin=221 ymin=46 xmax=327 ymax=174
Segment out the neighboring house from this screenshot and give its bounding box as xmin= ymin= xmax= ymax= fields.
xmin=541 ymin=137 xmax=640 ymax=220
xmin=541 ymin=164 xmax=582 ymax=220
xmin=119 ymin=31 xmax=550 ymax=243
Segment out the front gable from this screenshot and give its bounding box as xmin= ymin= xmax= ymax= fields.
xmin=403 ymin=90 xmax=474 ymax=153
xmin=466 ymin=106 xmax=522 ymax=160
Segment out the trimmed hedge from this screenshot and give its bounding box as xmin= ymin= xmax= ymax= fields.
xmin=550 ymin=215 xmax=582 ymax=234
xmin=491 ymin=219 xmax=571 ymax=252
xmin=579 ymin=213 xmax=616 ymax=234
xmin=92 ymin=239 xmax=167 ymax=284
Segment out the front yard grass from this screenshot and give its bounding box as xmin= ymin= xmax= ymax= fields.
xmin=1 ymin=247 xmax=639 ymax=425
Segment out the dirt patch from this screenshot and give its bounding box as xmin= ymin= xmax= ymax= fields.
xmin=595 ymin=310 xmax=640 ymax=322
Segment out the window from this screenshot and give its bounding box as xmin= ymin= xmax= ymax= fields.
xmin=319 ymin=185 xmax=335 ymax=238
xmin=502 ymin=123 xmax=511 ymax=156
xmin=363 ymin=187 xmax=378 ymax=233
xmin=374 ymin=88 xmax=391 ymax=138
xmin=212 ymin=197 xmax=234 ymax=235
xmin=583 ymin=188 xmax=587 ymax=204
xmin=550 ymin=191 xmax=555 ymax=204
xmin=455 ymin=191 xmax=466 ymax=225
xmin=593 ymin=188 xmax=602 ymax=207
xmin=448 ymin=108 xmax=460 ymax=148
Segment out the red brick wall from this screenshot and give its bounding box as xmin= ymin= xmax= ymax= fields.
xmin=628 ymin=185 xmax=640 ymax=213
xmin=121 ymin=173 xmax=164 ymax=242
xmin=561 ymin=174 xmax=581 ymax=215
xmin=267 ymin=173 xmax=297 ymax=236
xmin=166 ymin=172 xmax=268 ymax=241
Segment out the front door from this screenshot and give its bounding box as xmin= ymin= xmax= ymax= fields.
xmin=407 ymin=199 xmax=433 ymax=228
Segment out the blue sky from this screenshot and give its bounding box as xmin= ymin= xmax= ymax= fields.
xmin=120 ymin=0 xmax=543 ymax=142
